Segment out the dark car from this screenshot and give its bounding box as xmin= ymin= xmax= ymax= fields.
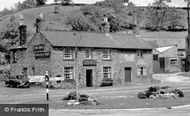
xmin=5 ymin=75 xmax=30 ymax=88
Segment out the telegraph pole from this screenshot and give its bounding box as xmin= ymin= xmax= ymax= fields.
xmin=74 ymin=33 xmax=82 ymax=101
xmin=186 ymin=3 xmax=190 ymax=71
xmin=75 ymin=44 xmax=79 ymax=100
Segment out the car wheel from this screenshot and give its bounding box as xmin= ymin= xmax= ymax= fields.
xmin=16 ymin=84 xmax=20 ymax=88
xmin=5 ymin=84 xmax=10 ymax=87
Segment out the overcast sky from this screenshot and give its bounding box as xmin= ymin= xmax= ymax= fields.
xmin=0 ymin=0 xmax=187 ymax=11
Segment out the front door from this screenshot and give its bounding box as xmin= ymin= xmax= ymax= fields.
xmin=125 ymin=67 xmax=131 ymax=82
xmin=181 ymin=59 xmax=186 ymax=72
xmin=160 ymin=57 xmax=165 ymax=72
xmin=86 ymin=69 xmax=93 ymax=87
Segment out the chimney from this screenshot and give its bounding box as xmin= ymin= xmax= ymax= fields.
xmin=102 ymin=17 xmax=110 ymax=33
xmin=18 ymin=15 xmax=27 ymax=46
xmin=36 ymin=13 xmax=44 ymax=33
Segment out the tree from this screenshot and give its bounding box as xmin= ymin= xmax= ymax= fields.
xmin=95 ymin=0 xmax=129 ymax=13
xmin=54 ymin=0 xmax=60 ymax=4
xmin=15 ymin=0 xmax=36 ymax=11
xmin=0 ymin=8 xmax=15 ymax=18
xmin=65 ymin=11 xmax=98 ymax=31
xmin=36 ymin=0 xmax=47 ymax=6
xmin=144 ymin=0 xmax=184 ymax=31
xmin=61 ymin=0 xmax=72 ymax=6
xmin=165 ymin=8 xmax=185 ymax=31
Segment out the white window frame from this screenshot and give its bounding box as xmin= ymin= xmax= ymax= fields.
xmin=85 ymin=49 xmax=92 ymax=59
xmin=103 ymin=66 xmax=112 ymax=78
xmin=64 ymin=48 xmax=73 ymax=59
xmin=64 ymin=67 xmax=74 ymax=79
xmin=169 ymin=58 xmax=178 ymax=65
xmin=102 ymin=49 xmax=111 ymax=60
xmin=137 ymin=66 xmax=147 ymax=76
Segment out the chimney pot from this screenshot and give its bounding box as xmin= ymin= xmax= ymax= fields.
xmin=102 ymin=17 xmax=110 ymax=33
xmin=36 ymin=13 xmax=44 ymax=33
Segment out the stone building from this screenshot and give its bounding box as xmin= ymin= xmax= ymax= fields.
xmin=140 ymin=31 xmax=187 ymax=73
xmin=10 ymin=15 xmax=153 ymax=87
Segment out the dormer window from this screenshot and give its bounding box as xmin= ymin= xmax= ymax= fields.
xmin=102 ymin=49 xmax=111 ymax=60
xmin=64 ymin=48 xmax=73 ymax=59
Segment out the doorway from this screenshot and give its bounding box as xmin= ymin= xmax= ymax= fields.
xmin=181 ymin=59 xmax=186 ymax=72
xmin=86 ymin=69 xmax=93 ymax=87
xmin=125 ymin=67 xmax=131 ymax=82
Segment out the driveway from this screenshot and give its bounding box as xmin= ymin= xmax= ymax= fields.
xmin=153 ymin=73 xmax=190 ymax=83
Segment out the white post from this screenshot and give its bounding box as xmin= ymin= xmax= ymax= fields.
xmin=45 ymin=71 xmax=49 ymax=101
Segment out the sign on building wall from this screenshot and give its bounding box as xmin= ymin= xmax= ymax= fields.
xmin=123 ymin=54 xmax=135 ymax=62
xmin=83 ymin=60 xmax=97 ymax=66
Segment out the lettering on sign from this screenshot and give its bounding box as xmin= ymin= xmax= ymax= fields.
xmin=83 ymin=60 xmax=97 ymax=66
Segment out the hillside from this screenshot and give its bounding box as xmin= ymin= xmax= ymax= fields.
xmin=0 ymin=5 xmax=188 ymax=33
xmin=0 ymin=5 xmax=80 ymax=33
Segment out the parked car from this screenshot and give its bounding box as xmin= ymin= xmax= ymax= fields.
xmin=5 ymin=75 xmax=30 ymax=88
xmin=100 ymin=78 xmax=113 ymax=87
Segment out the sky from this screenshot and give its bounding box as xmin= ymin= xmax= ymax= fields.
xmin=0 ymin=0 xmax=187 ymax=11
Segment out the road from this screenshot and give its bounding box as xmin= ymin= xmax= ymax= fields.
xmin=0 ymin=82 xmax=190 ymax=104
xmin=50 ymin=106 xmax=190 ymax=116
xmin=0 ymin=74 xmax=190 ymax=116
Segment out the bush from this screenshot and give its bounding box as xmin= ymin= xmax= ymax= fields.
xmin=172 ymin=89 xmax=184 ymax=97
xmin=137 ymin=92 xmax=146 ymax=99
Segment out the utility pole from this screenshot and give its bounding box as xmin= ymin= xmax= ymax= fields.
xmin=186 ymin=2 xmax=190 ymax=72
xmin=74 ymin=33 xmax=82 ymax=101
xmin=75 ymin=44 xmax=79 ymax=100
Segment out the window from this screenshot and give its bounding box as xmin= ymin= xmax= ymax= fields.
xmin=178 ymin=52 xmax=185 ymax=57
xmin=102 ymin=49 xmax=111 ymax=60
xmin=64 ymin=67 xmax=74 ymax=79
xmin=64 ymin=48 xmax=73 ymax=59
xmin=33 ymin=44 xmax=44 ymax=51
xmin=85 ymin=49 xmax=92 ymax=59
xmin=137 ymin=50 xmax=143 ymax=58
xmin=12 ymin=51 xmax=18 ymax=63
xmin=103 ymin=66 xmax=112 ymax=78
xmin=153 ymin=55 xmax=158 ymax=61
xmin=137 ymin=66 xmax=147 ymax=76
xmin=170 ymin=58 xmax=178 ymax=65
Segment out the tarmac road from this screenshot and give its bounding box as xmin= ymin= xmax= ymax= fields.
xmin=0 ymin=73 xmax=190 ymax=116
xmin=49 ymin=106 xmax=190 ymax=116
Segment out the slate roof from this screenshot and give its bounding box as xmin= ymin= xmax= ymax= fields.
xmin=139 ymin=31 xmax=187 ymax=49
xmin=42 ymin=31 xmax=152 ymax=49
